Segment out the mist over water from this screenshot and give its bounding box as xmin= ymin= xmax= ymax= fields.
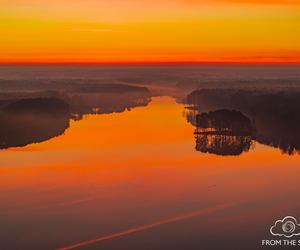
xmin=0 ymin=65 xmax=299 ymax=250
xmin=1 ymin=65 xmax=300 ymax=97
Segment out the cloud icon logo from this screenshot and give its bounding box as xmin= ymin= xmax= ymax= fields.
xmin=270 ymin=216 xmax=300 ymax=238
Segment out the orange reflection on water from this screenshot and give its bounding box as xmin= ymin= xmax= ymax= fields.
xmin=0 ymin=97 xmax=299 ymax=249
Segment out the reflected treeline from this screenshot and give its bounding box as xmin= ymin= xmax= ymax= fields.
xmin=0 ymin=84 xmax=151 ymax=149
xmin=186 ymin=89 xmax=300 ymax=155
xmin=196 ymin=134 xmax=253 ymax=156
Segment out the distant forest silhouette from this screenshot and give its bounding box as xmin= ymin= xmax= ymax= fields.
xmin=0 ymin=98 xmax=69 ymax=149
xmin=0 ymin=84 xmax=151 ymax=149
xmin=0 ymin=79 xmax=299 ymax=154
xmin=187 ymin=89 xmax=300 ymax=155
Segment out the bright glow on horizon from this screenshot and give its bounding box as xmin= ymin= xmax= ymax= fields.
xmin=1 ymin=0 xmax=300 ymax=63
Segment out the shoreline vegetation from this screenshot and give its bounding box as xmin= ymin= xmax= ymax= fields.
xmin=0 ymin=83 xmax=151 ymax=149
xmin=186 ymin=89 xmax=300 ymax=155
xmin=0 ymin=66 xmax=299 ymax=153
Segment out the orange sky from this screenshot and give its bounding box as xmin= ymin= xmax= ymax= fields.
xmin=1 ymin=0 xmax=300 ymax=63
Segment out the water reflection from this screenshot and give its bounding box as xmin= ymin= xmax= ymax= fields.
xmin=0 ymin=84 xmax=151 ymax=149
xmin=186 ymin=89 xmax=300 ymax=155
xmin=195 ymin=134 xmax=253 ymax=156
xmin=0 ymin=96 xmax=299 ymax=250
xmin=195 ymin=109 xmax=253 ymax=156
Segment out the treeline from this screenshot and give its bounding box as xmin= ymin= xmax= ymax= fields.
xmin=187 ymin=89 xmax=300 ymax=155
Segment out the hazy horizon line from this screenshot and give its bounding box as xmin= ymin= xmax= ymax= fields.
xmin=1 ymin=61 xmax=300 ymax=66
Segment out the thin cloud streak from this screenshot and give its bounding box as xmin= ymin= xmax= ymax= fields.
xmin=72 ymin=28 xmax=127 ymax=33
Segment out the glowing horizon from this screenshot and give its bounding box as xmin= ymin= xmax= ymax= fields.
xmin=1 ymin=0 xmax=300 ymax=63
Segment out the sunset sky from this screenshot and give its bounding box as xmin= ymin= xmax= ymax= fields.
xmin=1 ymin=0 xmax=300 ymax=63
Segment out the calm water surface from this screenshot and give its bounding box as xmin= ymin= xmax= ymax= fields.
xmin=0 ymin=96 xmax=299 ymax=250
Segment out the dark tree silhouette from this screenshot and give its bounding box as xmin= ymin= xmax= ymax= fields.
xmin=195 ymin=134 xmax=253 ymax=156
xmin=196 ymin=109 xmax=253 ymax=135
xmin=0 ymin=98 xmax=70 ymax=149
xmin=186 ymin=89 xmax=300 ymax=155
xmin=194 ymin=109 xmax=253 ymax=156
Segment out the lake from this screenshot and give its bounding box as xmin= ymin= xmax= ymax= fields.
xmin=0 ymin=91 xmax=299 ymax=249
